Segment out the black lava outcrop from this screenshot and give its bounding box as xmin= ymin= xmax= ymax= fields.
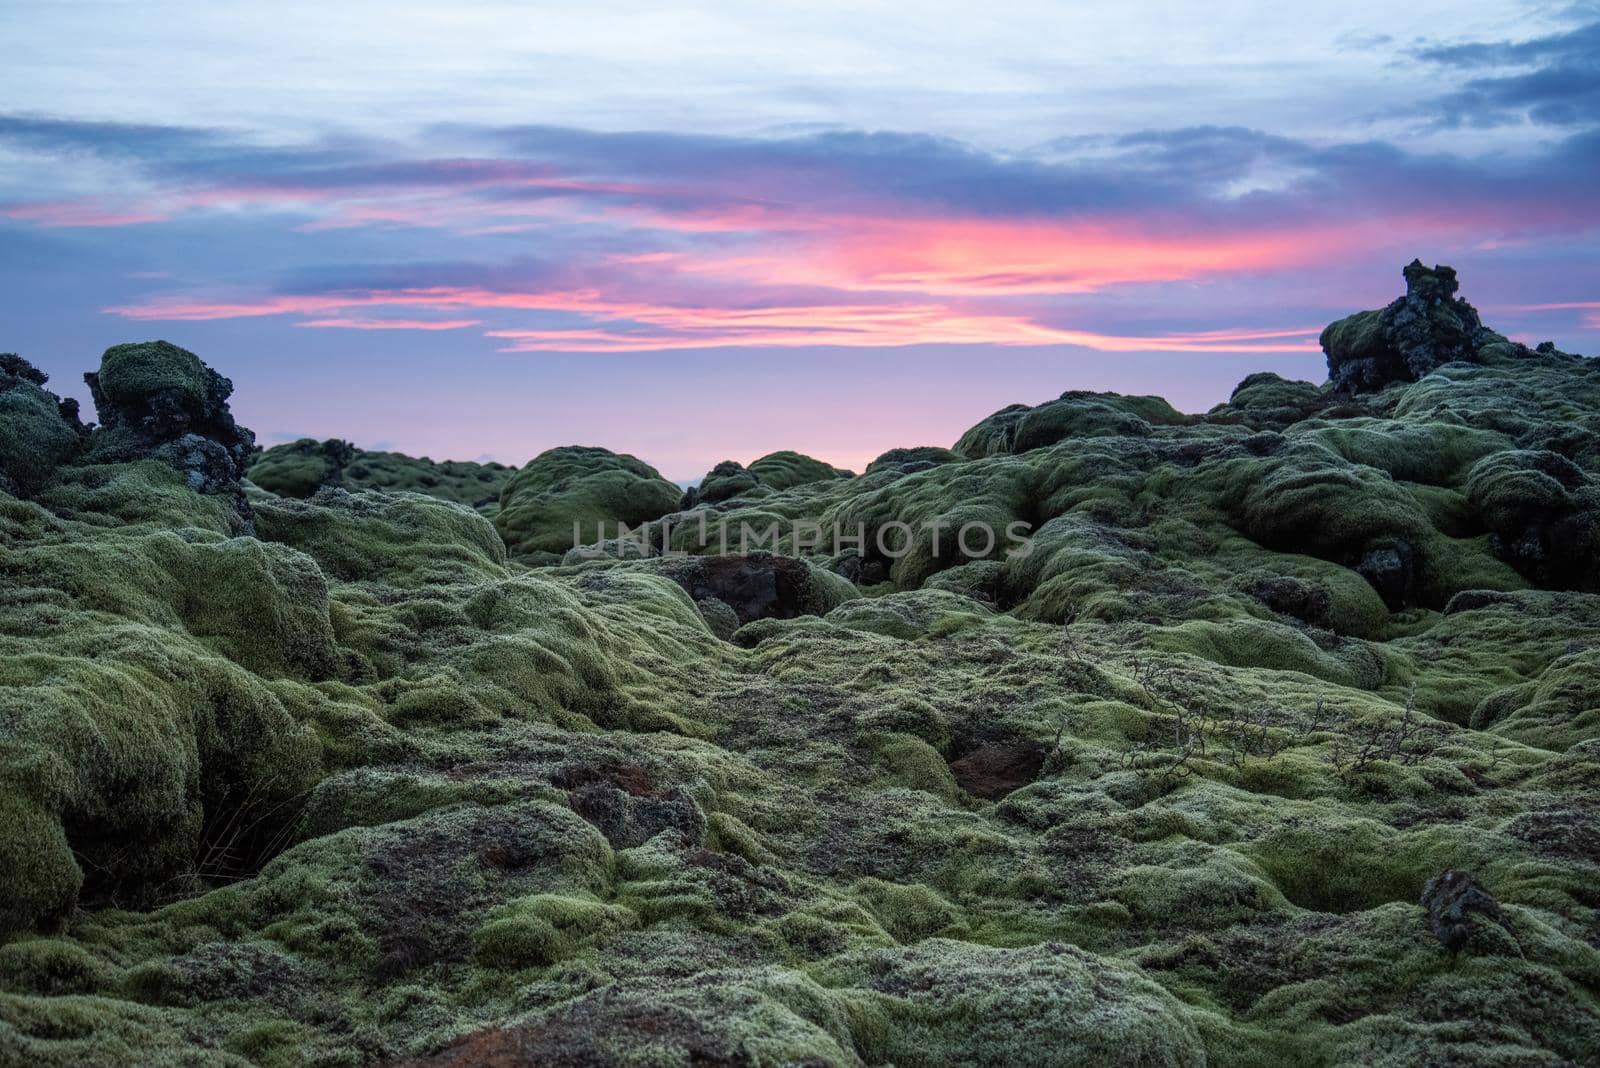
xmin=1318 ymin=260 xmax=1478 ymax=394
xmin=1421 ymin=870 xmax=1515 ymax=954
xmin=1323 ymin=260 xmax=1499 ymax=392
xmin=83 ymin=341 xmax=257 ymax=526
xmin=642 ymin=551 xmax=857 ymax=637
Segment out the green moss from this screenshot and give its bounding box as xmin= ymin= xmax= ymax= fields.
xmin=250 ymin=439 xmax=514 ymax=511
xmin=33 ymin=462 xmax=241 ymax=533
xmin=867 ymin=734 xmax=961 ymax=799
xmin=746 ymin=450 xmax=852 ymax=489
xmin=472 ymin=914 xmax=565 ymax=968
xmin=255 ymin=487 xmax=507 ymax=583
xmin=694 ymin=460 xmax=759 ymax=503
xmin=0 ymin=939 xmax=116 ymax=996
xmin=93 ymin=341 xmax=210 ymax=410
xmin=865 ymin=446 xmax=961 ymax=474
xmin=820 ymin=940 xmax=1206 ymax=1067
xmin=0 ymin=799 xmax=81 ymax=935
xmin=247 ymin=438 xmax=351 ymax=499
xmin=495 ymin=446 xmax=681 ymax=560
xmin=1243 ymin=817 xmax=1425 ymax=913
xmin=0 ymin=359 xmax=82 ymax=496
xmin=849 ymin=878 xmax=963 ymax=943
xmin=955 ymin=390 xmax=1185 ymax=458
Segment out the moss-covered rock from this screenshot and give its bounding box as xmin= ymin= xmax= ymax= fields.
xmin=693 ymin=459 xmax=760 ymax=504
xmin=249 ymin=439 xmax=514 ymax=513
xmin=0 ymin=355 xmax=84 ymax=496
xmin=747 ymin=450 xmax=853 ymax=489
xmin=1322 ymin=260 xmax=1511 ymax=393
xmin=955 ymin=390 xmax=1186 ymax=458
xmin=81 ymin=341 xmax=258 ymax=527
xmin=495 ymin=446 xmax=680 ymax=561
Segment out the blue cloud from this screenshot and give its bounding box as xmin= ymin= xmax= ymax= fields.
xmin=1416 ymin=19 xmax=1600 ymax=128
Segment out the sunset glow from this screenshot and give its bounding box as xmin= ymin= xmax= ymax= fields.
xmin=3 ymin=2 xmax=1596 ymax=474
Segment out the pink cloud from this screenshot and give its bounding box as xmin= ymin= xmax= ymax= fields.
xmin=3 ymin=200 xmax=164 ymax=227
xmin=93 ymin=148 xmax=1559 ymax=356
xmin=105 ymin=271 xmax=1327 ymax=354
xmin=295 ymin=317 xmax=483 ymax=330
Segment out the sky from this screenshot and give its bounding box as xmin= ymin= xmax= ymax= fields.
xmin=2 ymin=2 xmax=1598 ymax=479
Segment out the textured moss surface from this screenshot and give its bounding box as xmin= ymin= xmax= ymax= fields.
xmin=250 ymin=440 xmax=514 ymax=513
xmin=3 ymin=296 xmax=1600 ymax=1065
xmin=494 ymin=446 xmax=682 ymax=562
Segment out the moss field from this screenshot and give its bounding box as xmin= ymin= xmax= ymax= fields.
xmin=2 ymin=295 xmax=1600 ymax=1065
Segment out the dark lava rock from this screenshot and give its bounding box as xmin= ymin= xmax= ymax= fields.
xmin=84 ymin=341 xmax=257 ymax=526
xmin=651 ymin=551 xmax=852 ymax=625
xmin=1355 ymin=539 xmax=1418 ymax=611
xmin=1421 ymin=869 xmax=1513 ymax=953
xmin=0 ymin=353 xmax=86 ymax=495
xmin=1248 ymin=575 xmax=1333 ymax=628
xmin=832 ymin=547 xmax=889 ymax=587
xmin=569 ymin=781 xmax=706 ymax=849
xmin=1323 ymin=261 xmax=1490 ymax=393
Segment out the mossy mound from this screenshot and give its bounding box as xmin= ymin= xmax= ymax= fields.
xmin=682 ymin=451 xmax=853 ymax=509
xmin=249 ymin=439 xmax=514 ymax=512
xmin=495 ymin=446 xmax=681 ymax=562
xmin=955 ymin=390 xmax=1187 ymax=458
xmin=0 ymin=355 xmax=84 ymax=496
xmin=246 ymin=438 xmax=356 ymax=499
xmin=865 ymin=445 xmax=962 ymax=477
xmin=1209 ymin=372 xmax=1333 ymax=428
xmin=746 ymin=450 xmax=854 ymax=489
xmin=821 ymin=940 xmax=1206 ymax=1067
xmin=692 ymin=459 xmax=761 ymax=504
xmin=91 ymin=340 xmax=212 ymax=411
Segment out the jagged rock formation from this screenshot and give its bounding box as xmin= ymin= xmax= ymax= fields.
xmin=82 ymin=341 xmax=257 ymax=526
xmin=1320 ymin=260 xmax=1580 ymax=393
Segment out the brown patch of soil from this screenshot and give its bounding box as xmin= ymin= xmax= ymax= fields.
xmin=948 ymin=742 xmax=1047 ymax=800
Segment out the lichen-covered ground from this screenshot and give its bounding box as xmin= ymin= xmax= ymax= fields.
xmin=2 ymin=266 xmax=1598 ymax=1066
